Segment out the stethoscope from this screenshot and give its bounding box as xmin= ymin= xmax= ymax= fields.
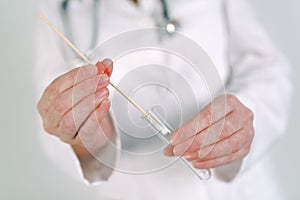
xmin=61 ymin=0 xmax=179 ymax=63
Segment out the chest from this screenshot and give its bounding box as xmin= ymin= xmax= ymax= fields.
xmin=62 ymin=0 xmax=229 ymax=143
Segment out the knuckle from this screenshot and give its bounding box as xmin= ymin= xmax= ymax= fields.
xmin=242 ymin=108 xmax=254 ymax=122
xmin=243 ymin=145 xmax=251 ymax=156
xmin=37 ymin=100 xmax=44 ymax=114
xmin=60 ymin=116 xmax=77 ymax=133
xmin=248 ymin=128 xmax=255 ymax=140
xmin=43 ymin=121 xmax=55 ymax=134
xmin=47 ymin=79 xmax=60 ymax=95
xmin=248 ymin=109 xmax=254 ymax=120
xmin=221 ymin=120 xmax=231 ymax=136
xmin=232 ymin=140 xmax=242 ymax=153
xmin=226 ymin=94 xmax=237 ymax=106
xmin=66 ymin=70 xmax=78 ymax=85
xmin=37 ymin=94 xmax=51 ymax=115
xmin=54 ymin=97 xmax=66 ymax=113
xmin=229 ymin=140 xmax=242 ymax=153
xmin=239 ymin=143 xmax=251 ymax=158
xmin=200 ymin=109 xmax=212 ymax=127
xmin=226 ymin=94 xmax=236 ymax=102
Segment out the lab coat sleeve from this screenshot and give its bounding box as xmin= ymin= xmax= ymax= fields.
xmin=34 ymin=1 xmax=119 ymax=184
xmin=214 ymin=0 xmax=293 ymax=181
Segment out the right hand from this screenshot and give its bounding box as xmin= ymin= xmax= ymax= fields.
xmin=37 ymin=59 xmax=114 ymax=151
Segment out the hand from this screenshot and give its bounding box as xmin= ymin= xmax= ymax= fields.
xmin=37 ymin=59 xmax=114 ymax=151
xmin=163 ymin=94 xmax=254 ymax=169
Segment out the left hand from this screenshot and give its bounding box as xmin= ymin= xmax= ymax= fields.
xmin=163 ymin=94 xmax=254 ymax=169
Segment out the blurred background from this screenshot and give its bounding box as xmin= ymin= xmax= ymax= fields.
xmin=0 ymin=0 xmax=299 ymax=199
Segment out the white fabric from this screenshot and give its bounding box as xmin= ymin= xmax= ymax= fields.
xmin=35 ymin=0 xmax=292 ymax=199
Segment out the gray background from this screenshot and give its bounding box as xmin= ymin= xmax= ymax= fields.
xmin=0 ymin=0 xmax=299 ymax=199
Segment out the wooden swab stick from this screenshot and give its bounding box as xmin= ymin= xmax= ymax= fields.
xmin=39 ymin=14 xmax=152 ymax=118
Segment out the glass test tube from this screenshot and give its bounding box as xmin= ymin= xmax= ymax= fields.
xmin=143 ymin=108 xmax=212 ymax=181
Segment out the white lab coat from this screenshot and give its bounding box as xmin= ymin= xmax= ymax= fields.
xmin=35 ymin=0 xmax=292 ymax=199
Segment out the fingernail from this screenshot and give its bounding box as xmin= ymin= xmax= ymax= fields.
xmin=163 ymin=148 xmax=171 ymax=157
xmin=102 ymin=58 xmax=112 ymax=67
xmin=163 ymin=145 xmax=174 ymax=157
xmin=185 ymin=154 xmax=192 ymax=160
xmin=95 ymin=61 xmax=105 ymax=74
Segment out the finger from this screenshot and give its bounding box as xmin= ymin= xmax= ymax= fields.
xmin=173 ymin=111 xmax=242 ymax=156
xmin=172 ymin=136 xmax=195 ymax=156
xmin=75 ymin=98 xmax=111 ymax=150
xmin=185 ymin=128 xmax=253 ymax=162
xmin=38 ymin=65 xmax=99 ymax=114
xmin=163 ymin=144 xmax=175 ymax=157
xmin=95 ymin=58 xmax=113 ymax=76
xmin=52 ymin=74 xmax=108 ymax=114
xmin=192 ymin=143 xmax=251 ymax=169
xmin=170 ymin=95 xmax=231 ymax=146
xmin=50 ymin=65 xmax=99 ymax=95
xmin=194 ymin=112 xmax=241 ymax=149
xmin=57 ymin=88 xmax=109 ymax=142
xmin=43 ymin=74 xmax=109 ymax=131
